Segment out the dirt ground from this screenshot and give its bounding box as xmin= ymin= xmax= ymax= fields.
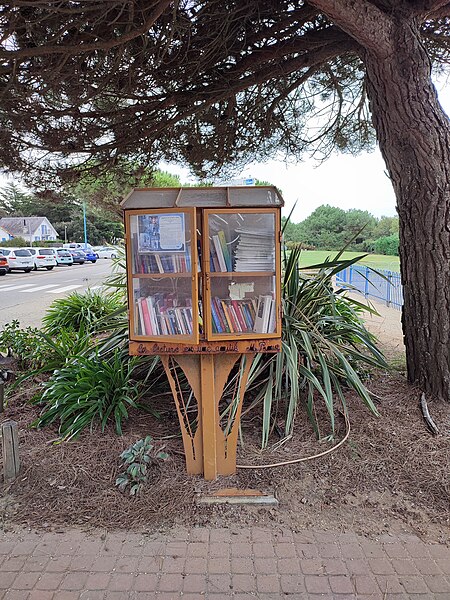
xmin=0 ymin=300 xmax=449 ymax=542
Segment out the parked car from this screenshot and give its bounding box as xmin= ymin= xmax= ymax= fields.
xmin=25 ymin=247 xmax=57 ymax=271
xmin=55 ymin=248 xmax=74 ymax=266
xmin=0 ymin=248 xmax=33 ymax=272
xmin=94 ymin=246 xmax=117 ymax=259
xmin=69 ymin=250 xmax=85 ymax=264
xmin=82 ymin=249 xmax=98 ymax=263
xmin=0 ymin=254 xmax=8 ymax=276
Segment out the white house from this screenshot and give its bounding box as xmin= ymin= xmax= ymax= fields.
xmin=0 ymin=224 xmax=11 ymax=242
xmin=0 ymin=217 xmax=59 ymax=243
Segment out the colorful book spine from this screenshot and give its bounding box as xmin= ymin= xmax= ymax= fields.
xmin=217 ymin=230 xmax=232 ymax=271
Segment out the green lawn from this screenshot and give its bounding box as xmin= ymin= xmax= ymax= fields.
xmin=298 ymin=250 xmax=400 ymax=272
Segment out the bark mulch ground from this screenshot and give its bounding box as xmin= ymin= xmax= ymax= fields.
xmin=1 ymin=366 xmax=449 ymax=543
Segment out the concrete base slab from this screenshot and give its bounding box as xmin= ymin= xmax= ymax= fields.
xmin=197 ymin=487 xmax=278 ymax=505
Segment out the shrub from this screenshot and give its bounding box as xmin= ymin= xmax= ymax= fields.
xmin=42 ymin=289 xmax=124 ymax=335
xmin=0 ymin=321 xmax=48 ymax=370
xmin=116 ymin=436 xmax=169 ymax=496
xmin=374 ymin=234 xmax=399 ymax=256
xmin=235 ymin=247 xmax=386 ymax=447
xmin=34 ymin=349 xmax=144 ymax=439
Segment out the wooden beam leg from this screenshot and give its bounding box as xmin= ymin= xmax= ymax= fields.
xmin=200 ymin=354 xmax=217 ymax=480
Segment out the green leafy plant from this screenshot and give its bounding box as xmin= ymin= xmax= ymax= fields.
xmin=116 ymin=435 xmax=169 ymax=496
xmin=34 ymin=349 xmax=144 ymax=440
xmin=0 ymin=321 xmax=48 ymax=369
xmin=42 ymin=289 xmax=124 ymax=335
xmin=233 ymin=246 xmax=387 ymax=447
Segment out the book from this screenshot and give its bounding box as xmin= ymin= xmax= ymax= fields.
xmin=212 ymin=235 xmax=227 ymax=272
xmin=254 ymin=295 xmax=273 ymax=333
xmin=217 ymin=230 xmax=232 ymax=271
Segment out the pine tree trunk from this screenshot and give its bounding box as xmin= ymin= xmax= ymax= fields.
xmin=365 ymin=18 xmax=450 ymax=400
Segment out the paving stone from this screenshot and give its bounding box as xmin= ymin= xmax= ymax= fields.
xmin=277 ymin=557 xmax=301 ymax=574
xmin=299 ymin=558 xmax=324 ymax=575
xmin=230 ymin=557 xmax=253 ymax=574
xmin=304 ymin=574 xmax=331 ymax=594
xmin=232 ymin=573 xmax=257 ymax=593
xmin=384 ymin=543 xmax=410 ymax=559
xmin=322 ymin=558 xmax=348 ymax=575
xmin=280 ymin=573 xmax=306 ymax=593
xmin=158 ymin=573 xmax=184 ymax=592
xmin=208 ymin=557 xmax=231 ymax=574
xmin=391 ymin=558 xmax=419 ymax=575
xmin=397 ymin=576 xmax=430 ymax=594
xmin=375 ymin=574 xmax=405 ymax=594
xmin=256 ymin=574 xmax=280 ymax=593
xmin=11 ymin=572 xmax=41 ymax=590
xmin=35 ymin=572 xmax=65 ymax=590
xmin=253 ymin=557 xmax=277 ymax=573
xmin=318 ymin=543 xmax=341 ymax=558
xmin=425 ymin=575 xmax=450 ymax=593
xmin=414 ymin=558 xmax=445 ymax=575
xmin=208 ymin=573 xmax=232 ymax=594
xmin=230 ymin=542 xmax=252 ymax=557
xmin=184 ymin=556 xmax=208 ymax=573
xmin=209 ymin=543 xmax=230 ymax=558
xmin=369 ymin=558 xmax=395 ymax=575
xmin=132 ymin=573 xmax=158 ymax=592
xmin=329 ymin=574 xmax=355 ymax=594
xmin=274 ymin=542 xmax=297 ymax=558
xmin=28 ymin=591 xmax=54 ymax=600
xmin=341 ymin=543 xmax=364 ymax=559
xmin=107 ymin=573 xmax=134 ymax=592
xmin=189 ymin=528 xmax=210 ymax=543
xmin=182 ymin=573 xmax=207 ymax=593
xmin=296 ymin=543 xmax=319 ymax=558
xmin=253 ymin=542 xmax=275 ymax=558
xmin=352 ymin=574 xmax=378 ymax=594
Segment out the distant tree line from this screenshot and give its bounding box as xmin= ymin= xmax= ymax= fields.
xmin=0 ymin=168 xmax=184 ymax=246
xmin=283 ymin=204 xmax=399 ymax=256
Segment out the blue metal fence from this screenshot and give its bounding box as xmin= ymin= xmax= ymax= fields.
xmin=336 ymin=265 xmax=403 ymax=310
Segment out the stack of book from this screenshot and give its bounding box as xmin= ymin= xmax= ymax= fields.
xmin=210 ymin=295 xmax=276 ymax=334
xmin=233 ymin=228 xmax=275 ymax=272
xmin=136 ymin=294 xmax=193 ymax=336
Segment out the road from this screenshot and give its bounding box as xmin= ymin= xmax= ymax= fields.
xmin=0 ymin=260 xmax=116 ymax=328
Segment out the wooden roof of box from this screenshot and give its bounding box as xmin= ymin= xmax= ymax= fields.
xmin=121 ymin=186 xmax=284 ymax=209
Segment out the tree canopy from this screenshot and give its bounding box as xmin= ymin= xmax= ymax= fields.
xmin=0 ymin=1 xmax=448 ymax=183
xmin=1 ymin=1 xmax=450 ymax=399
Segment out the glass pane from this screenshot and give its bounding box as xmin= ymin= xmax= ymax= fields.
xmin=209 ymin=275 xmax=276 ymax=335
xmin=129 ymin=212 xmax=192 ymax=274
xmin=228 ymin=188 xmax=281 ymax=206
xmin=132 ymin=278 xmax=194 ymax=337
xmin=208 ymin=213 xmax=275 ymax=273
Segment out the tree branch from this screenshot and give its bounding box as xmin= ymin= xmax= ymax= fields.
xmin=307 ymin=0 xmax=394 ymax=57
xmin=0 ymin=0 xmax=172 ymax=59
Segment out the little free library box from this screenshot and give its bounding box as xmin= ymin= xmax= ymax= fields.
xmin=122 ymin=186 xmax=283 ymax=479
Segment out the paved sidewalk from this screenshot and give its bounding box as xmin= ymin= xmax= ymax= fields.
xmin=0 ymin=526 xmax=449 ymax=599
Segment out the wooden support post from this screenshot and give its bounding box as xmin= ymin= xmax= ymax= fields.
xmin=2 ymin=420 xmax=20 ymax=483
xmin=200 ymin=354 xmax=217 ymax=480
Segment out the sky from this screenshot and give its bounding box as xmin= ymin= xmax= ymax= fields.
xmin=1 ymin=78 xmax=449 ymax=225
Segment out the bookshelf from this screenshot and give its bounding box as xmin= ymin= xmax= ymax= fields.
xmin=124 ymin=189 xmax=282 ymax=352
xmin=123 ymin=187 xmax=283 ymax=480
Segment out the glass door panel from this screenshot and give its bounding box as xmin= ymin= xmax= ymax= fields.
xmin=127 ymin=208 xmax=198 ymax=343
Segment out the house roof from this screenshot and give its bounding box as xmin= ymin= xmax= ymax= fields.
xmin=0 ymin=217 xmax=54 ymax=236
